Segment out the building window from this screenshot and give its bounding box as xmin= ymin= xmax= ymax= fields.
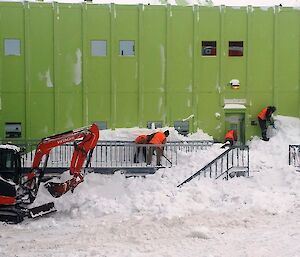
xmin=5 ymin=123 xmax=22 ymax=138
xmin=4 ymin=39 xmax=21 ymax=56
xmin=147 ymin=121 xmax=162 ymax=129
xmin=119 ymin=41 xmax=135 ymax=56
xmin=174 ymin=121 xmax=189 ymax=136
xmin=229 ymin=41 xmax=243 ymax=57
xmin=91 ymin=40 xmax=107 ymax=57
xmin=202 ymin=41 xmax=216 ymax=56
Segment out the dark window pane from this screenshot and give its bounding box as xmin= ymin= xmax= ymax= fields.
xmin=202 ymin=41 xmax=217 ymax=56
xmin=229 ymin=41 xmax=243 ymax=57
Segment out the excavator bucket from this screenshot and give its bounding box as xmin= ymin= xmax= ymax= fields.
xmin=45 ymin=176 xmax=84 ymax=198
xmin=45 ymin=181 xmax=71 ymax=198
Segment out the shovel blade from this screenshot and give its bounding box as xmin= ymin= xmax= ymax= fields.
xmin=28 ymin=202 xmax=56 ymax=219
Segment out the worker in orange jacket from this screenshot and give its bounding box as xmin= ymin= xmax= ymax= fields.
xmin=221 ymin=130 xmax=237 ymax=148
xmin=258 ymin=106 xmax=276 ymax=141
xmin=133 ymin=134 xmax=148 ymax=163
xmin=146 ymin=130 xmax=169 ymax=166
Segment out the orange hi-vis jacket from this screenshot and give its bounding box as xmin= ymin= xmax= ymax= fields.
xmin=258 ymin=107 xmax=268 ymax=120
xmin=149 ymin=132 xmax=166 ymax=145
xmin=135 ymin=135 xmax=148 ymax=144
xmin=225 ymin=130 xmax=237 ymax=141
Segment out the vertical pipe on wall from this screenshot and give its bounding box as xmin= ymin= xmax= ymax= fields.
xmin=110 ymin=3 xmax=116 ymax=129
xmin=218 ymin=5 xmax=224 ymax=109
xmin=53 ymin=2 xmax=58 ymax=133
xmin=245 ymin=5 xmax=251 ymax=140
xmin=138 ymin=4 xmax=143 ymax=127
xmin=82 ymin=3 xmax=87 ymax=125
xmin=272 ymin=6 xmax=278 ymax=107
xmin=165 ymin=4 xmax=171 ymax=126
xmin=298 ymin=10 xmax=300 ymax=117
xmin=192 ymin=5 xmax=199 ymax=132
xmin=0 ymin=7 xmax=2 ymax=137
xmin=24 ymin=2 xmax=30 ymax=140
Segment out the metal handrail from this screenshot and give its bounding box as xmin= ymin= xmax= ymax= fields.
xmin=8 ymin=140 xmax=213 ymax=169
xmin=177 ymin=146 xmax=250 ymax=187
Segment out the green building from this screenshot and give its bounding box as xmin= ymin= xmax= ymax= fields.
xmin=0 ymin=2 xmax=299 ymax=143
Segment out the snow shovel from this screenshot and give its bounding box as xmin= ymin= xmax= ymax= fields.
xmin=162 ymin=154 xmax=173 ymax=167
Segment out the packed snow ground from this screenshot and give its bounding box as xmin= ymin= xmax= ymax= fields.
xmin=0 ymin=115 xmax=300 ymax=257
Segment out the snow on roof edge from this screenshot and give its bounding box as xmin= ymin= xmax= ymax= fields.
xmin=0 ymin=0 xmax=300 ymax=8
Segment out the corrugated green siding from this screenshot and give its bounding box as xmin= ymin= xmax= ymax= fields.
xmin=274 ymin=8 xmax=300 ymax=117
xmin=142 ymin=6 xmax=167 ymax=125
xmin=25 ymin=3 xmax=55 ymax=138
xmin=84 ymin=5 xmax=111 ymax=127
xmin=0 ymin=3 xmax=299 ymax=141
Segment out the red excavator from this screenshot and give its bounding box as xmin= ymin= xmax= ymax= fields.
xmin=0 ymin=123 xmax=99 ymax=223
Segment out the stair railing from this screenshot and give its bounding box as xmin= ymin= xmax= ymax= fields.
xmin=177 ymin=146 xmax=249 ymax=187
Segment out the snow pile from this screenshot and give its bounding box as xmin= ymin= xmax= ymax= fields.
xmin=99 ymin=126 xmax=213 ymax=141
xmin=31 ymin=115 xmax=300 ymax=220
xmin=1 ymin=115 xmax=300 ymax=257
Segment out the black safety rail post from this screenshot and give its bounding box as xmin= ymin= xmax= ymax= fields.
xmin=289 ymin=145 xmax=291 ymax=165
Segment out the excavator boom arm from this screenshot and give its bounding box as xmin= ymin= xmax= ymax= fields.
xmin=26 ymin=123 xmax=99 ymax=201
xmin=31 ymin=123 xmax=99 ymax=174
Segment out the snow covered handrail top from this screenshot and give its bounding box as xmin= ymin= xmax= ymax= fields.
xmin=0 ymin=144 xmax=20 ymax=152
xmin=97 ymin=140 xmax=214 ymax=145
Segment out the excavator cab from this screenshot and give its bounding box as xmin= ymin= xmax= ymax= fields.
xmin=0 ymin=146 xmax=22 ymax=183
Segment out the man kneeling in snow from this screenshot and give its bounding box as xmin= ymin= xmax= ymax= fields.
xmin=221 ymin=130 xmax=237 ymax=149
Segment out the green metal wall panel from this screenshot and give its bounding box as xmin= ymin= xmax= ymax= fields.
xmin=1 ymin=5 xmax=25 ymax=93
xmin=198 ymin=7 xmax=220 ymax=93
xmin=85 ymin=93 xmax=111 ymax=126
xmin=141 ymin=6 xmax=167 ymax=125
xmin=0 ymin=4 xmax=25 ymax=138
xmin=2 ymin=93 xmax=25 ymax=137
xmin=84 ymin=5 xmax=111 ymax=126
xmin=221 ymin=7 xmax=247 ymax=98
xmin=197 ymin=93 xmax=222 ymax=139
xmin=115 ymin=93 xmax=138 ymax=127
xmin=28 ymin=93 xmax=55 ymax=138
xmin=167 ymin=7 xmax=193 ymax=124
xmin=57 ymin=93 xmax=83 ymax=129
xmin=25 ymin=3 xmax=55 ymax=138
xmin=0 ymin=3 xmax=299 ymax=142
xmin=274 ymin=8 xmax=300 ymax=117
xmin=113 ymin=6 xmax=139 ymax=127
xmin=247 ymin=7 xmax=274 ymax=93
xmin=54 ymin=4 xmax=83 ymax=132
xmin=143 ymin=93 xmax=165 ymax=123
